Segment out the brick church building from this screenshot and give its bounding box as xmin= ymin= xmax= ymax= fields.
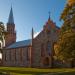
xmin=1 ymin=7 xmax=60 ymax=68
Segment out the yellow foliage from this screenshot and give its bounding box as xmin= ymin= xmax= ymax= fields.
xmin=54 ymin=44 xmax=59 ymax=55
xmin=68 ymin=0 xmax=75 ymax=6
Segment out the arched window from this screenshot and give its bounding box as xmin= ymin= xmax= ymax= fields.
xmin=43 ymin=57 xmax=49 ymax=66
xmin=46 ymin=41 xmax=51 ymax=56
xmin=14 ymin=49 xmax=16 ymax=61
xmin=27 ymin=47 xmax=30 ymax=61
xmin=9 ymin=50 xmax=11 ymax=61
xmin=41 ymin=44 xmax=45 ymax=57
xmin=20 ymin=48 xmax=23 ymax=61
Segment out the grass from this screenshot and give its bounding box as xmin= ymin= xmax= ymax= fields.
xmin=0 ymin=67 xmax=75 ymax=75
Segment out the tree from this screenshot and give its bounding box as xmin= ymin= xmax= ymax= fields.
xmin=0 ymin=22 xmax=6 ymax=49
xmin=60 ymin=0 xmax=75 ymax=29
xmin=0 ymin=22 xmax=5 ymax=42
xmin=68 ymin=0 xmax=75 ymax=6
xmin=54 ymin=0 xmax=75 ymax=67
xmin=55 ymin=31 xmax=75 ymax=59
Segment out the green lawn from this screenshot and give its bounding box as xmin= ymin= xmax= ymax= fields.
xmin=0 ymin=67 xmax=75 ymax=75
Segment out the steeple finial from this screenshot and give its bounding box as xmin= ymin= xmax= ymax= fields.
xmin=8 ymin=6 xmax=14 ymax=24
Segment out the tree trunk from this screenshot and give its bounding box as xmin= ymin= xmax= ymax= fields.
xmin=71 ymin=60 xmax=74 ymax=68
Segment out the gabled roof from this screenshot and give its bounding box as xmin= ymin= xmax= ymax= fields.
xmin=7 ymin=39 xmax=32 ymax=49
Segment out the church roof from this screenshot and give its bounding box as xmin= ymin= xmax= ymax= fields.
xmin=7 ymin=39 xmax=32 ymax=49
xmin=8 ymin=7 xmax=14 ymax=24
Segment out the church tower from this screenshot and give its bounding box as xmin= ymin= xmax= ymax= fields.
xmin=5 ymin=7 xmax=16 ymax=47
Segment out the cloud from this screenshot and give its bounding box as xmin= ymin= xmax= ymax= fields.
xmin=34 ymin=31 xmax=40 ymax=38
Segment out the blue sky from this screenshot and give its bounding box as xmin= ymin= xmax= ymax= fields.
xmin=0 ymin=0 xmax=66 ymax=41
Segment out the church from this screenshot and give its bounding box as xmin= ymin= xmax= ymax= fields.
xmin=1 ymin=7 xmax=60 ymax=68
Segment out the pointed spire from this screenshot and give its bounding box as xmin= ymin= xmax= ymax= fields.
xmin=31 ymin=27 xmax=34 ymax=46
xmin=48 ymin=11 xmax=50 ymax=21
xmin=32 ymin=27 xmax=34 ymax=39
xmin=8 ymin=6 xmax=14 ymax=24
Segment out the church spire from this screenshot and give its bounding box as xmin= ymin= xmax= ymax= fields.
xmin=32 ymin=27 xmax=34 ymax=40
xmin=8 ymin=6 xmax=14 ymax=24
xmin=48 ymin=11 xmax=50 ymax=21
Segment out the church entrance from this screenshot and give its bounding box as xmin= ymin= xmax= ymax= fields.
xmin=43 ymin=57 xmax=49 ymax=67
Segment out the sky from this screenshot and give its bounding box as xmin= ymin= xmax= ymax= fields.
xmin=0 ymin=0 xmax=67 ymax=41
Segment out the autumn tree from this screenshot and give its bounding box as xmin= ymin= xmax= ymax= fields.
xmin=54 ymin=0 xmax=75 ymax=67
xmin=60 ymin=0 xmax=75 ymax=33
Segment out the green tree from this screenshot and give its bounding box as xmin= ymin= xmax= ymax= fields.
xmin=60 ymin=0 xmax=75 ymax=31
xmin=0 ymin=22 xmax=7 ymax=50
xmin=0 ymin=22 xmax=5 ymax=42
xmin=54 ymin=0 xmax=75 ymax=67
xmin=55 ymin=31 xmax=75 ymax=59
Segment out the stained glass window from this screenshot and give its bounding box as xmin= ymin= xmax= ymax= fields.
xmin=47 ymin=42 xmax=51 ymax=56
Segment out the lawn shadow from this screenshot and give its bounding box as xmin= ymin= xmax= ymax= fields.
xmin=49 ymin=71 xmax=75 ymax=75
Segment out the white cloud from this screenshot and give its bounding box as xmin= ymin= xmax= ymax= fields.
xmin=34 ymin=31 xmax=40 ymax=38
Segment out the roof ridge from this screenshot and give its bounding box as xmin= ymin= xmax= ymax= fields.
xmin=7 ymin=39 xmax=32 ymax=49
